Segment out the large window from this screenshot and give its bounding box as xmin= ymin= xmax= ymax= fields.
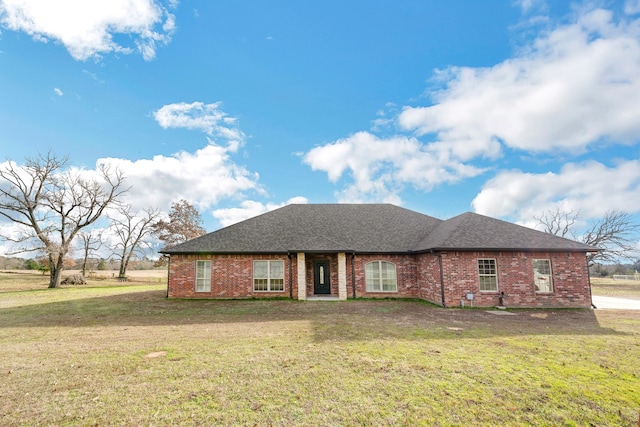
xmin=365 ymin=261 xmax=398 ymax=292
xmin=253 ymin=260 xmax=284 ymax=292
xmin=478 ymin=259 xmax=498 ymax=291
xmin=533 ymin=259 xmax=553 ymax=292
xmin=195 ymin=260 xmax=211 ymax=292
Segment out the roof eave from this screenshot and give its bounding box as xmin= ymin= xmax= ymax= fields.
xmin=424 ymin=247 xmax=598 ymax=253
xmin=160 ymin=250 xmax=291 ymax=256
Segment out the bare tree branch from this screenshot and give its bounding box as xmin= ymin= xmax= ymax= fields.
xmin=109 ymin=205 xmax=160 ymax=279
xmin=0 ymin=153 xmax=127 ymax=288
xmin=77 ymin=231 xmax=103 ymax=277
xmin=534 ymin=207 xmax=640 ymax=266
xmin=582 ymin=211 xmax=640 ymax=266
xmin=533 ymin=207 xmax=579 ymax=239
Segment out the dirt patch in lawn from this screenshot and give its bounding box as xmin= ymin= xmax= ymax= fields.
xmin=144 ymin=351 xmax=168 ymax=359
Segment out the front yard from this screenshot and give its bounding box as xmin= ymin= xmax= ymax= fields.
xmin=1 ymin=272 xmax=639 ymax=426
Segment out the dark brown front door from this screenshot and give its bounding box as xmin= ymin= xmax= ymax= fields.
xmin=313 ymin=260 xmax=331 ymax=294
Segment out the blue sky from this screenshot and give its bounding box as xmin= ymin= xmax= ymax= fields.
xmin=1 ymin=0 xmax=640 ymax=246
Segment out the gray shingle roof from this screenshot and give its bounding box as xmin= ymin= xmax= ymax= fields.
xmin=161 ymin=204 xmax=597 ymax=254
xmin=418 ymin=212 xmax=596 ymax=252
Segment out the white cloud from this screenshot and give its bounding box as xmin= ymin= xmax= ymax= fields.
xmin=303 ymin=131 xmax=485 ymax=204
xmin=82 ymin=69 xmax=104 ymax=84
xmin=212 ymin=196 xmax=309 ymax=227
xmin=514 ymin=0 xmax=547 ymax=15
xmin=53 ymin=87 xmax=63 ymax=96
xmin=153 ymin=102 xmax=245 ymax=150
xmin=98 ymin=142 xmax=262 ymax=216
xmin=626 ymin=0 xmax=640 ymax=15
xmin=0 ymin=220 xmax=31 ymax=257
xmin=0 ymin=134 xmax=263 ymax=255
xmin=302 ymin=6 xmax=640 ymax=206
xmin=472 ymin=159 xmax=640 ymax=224
xmin=0 ymin=0 xmax=177 ymax=61
xmin=398 ymin=8 xmax=640 ymax=155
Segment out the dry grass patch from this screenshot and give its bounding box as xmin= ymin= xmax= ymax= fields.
xmin=1 ymin=273 xmax=639 ymax=426
xmin=591 ymin=277 xmax=640 ymax=299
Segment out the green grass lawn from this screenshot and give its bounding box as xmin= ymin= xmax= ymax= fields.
xmin=1 ymin=273 xmax=639 ymax=426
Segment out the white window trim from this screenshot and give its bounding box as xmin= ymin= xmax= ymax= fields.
xmin=365 ymin=260 xmax=398 ymax=293
xmin=478 ymin=258 xmax=498 ymax=292
xmin=533 ymin=259 xmax=553 ymax=293
xmin=253 ymin=260 xmax=285 ymax=292
xmin=195 ymin=260 xmax=211 ymax=292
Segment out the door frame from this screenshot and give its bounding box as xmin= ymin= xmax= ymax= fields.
xmin=313 ymin=260 xmax=331 ymax=294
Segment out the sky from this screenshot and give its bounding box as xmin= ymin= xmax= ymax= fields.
xmin=1 ymin=0 xmax=640 ymax=254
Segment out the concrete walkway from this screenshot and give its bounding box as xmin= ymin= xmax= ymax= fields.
xmin=592 ymin=295 xmax=640 ymax=310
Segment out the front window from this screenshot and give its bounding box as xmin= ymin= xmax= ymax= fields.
xmin=533 ymin=259 xmax=553 ymax=292
xmin=195 ymin=260 xmax=211 ymax=292
xmin=478 ymin=259 xmax=498 ymax=291
xmin=253 ymin=260 xmax=284 ymax=292
xmin=365 ymin=261 xmax=398 ymax=292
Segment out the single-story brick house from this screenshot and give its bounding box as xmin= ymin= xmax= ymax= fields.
xmin=161 ymin=204 xmax=598 ymax=308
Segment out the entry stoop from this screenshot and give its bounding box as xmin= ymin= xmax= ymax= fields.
xmin=306 ymin=295 xmax=340 ymax=301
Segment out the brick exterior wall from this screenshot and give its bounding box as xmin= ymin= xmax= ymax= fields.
xmin=167 ymin=250 xmax=592 ymax=308
xmin=439 ymin=251 xmax=591 ymax=308
xmin=352 ymin=254 xmax=420 ymax=298
xmin=416 ymin=252 xmax=443 ymax=305
xmin=167 ymin=254 xmax=297 ymax=299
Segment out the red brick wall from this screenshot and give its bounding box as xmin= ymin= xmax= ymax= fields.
xmin=416 ymin=253 xmax=443 ymax=305
xmin=167 ymin=250 xmax=592 ymax=308
xmin=167 ymin=254 xmax=296 ymax=298
xmin=352 ymin=254 xmax=420 ymax=298
xmin=439 ymin=251 xmax=592 ymax=308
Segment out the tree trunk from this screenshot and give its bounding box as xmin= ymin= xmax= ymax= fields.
xmin=118 ymin=249 xmax=128 ymax=279
xmin=81 ymin=245 xmax=89 ymax=277
xmin=48 ymin=256 xmax=64 ymax=288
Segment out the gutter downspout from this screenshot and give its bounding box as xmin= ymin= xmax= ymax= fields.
xmin=351 ymin=252 xmax=356 ymax=299
xmin=587 ymin=253 xmax=596 ymax=309
xmin=288 ymin=252 xmax=293 ymax=300
xmin=437 ymin=251 xmax=446 ymax=308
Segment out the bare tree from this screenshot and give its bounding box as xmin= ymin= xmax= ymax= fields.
xmin=152 ymin=199 xmax=206 ymax=248
xmin=535 ymin=208 xmax=640 ymax=266
xmin=109 ymin=204 xmax=160 ymax=280
xmin=0 ymin=153 xmax=127 ymax=288
xmin=77 ymin=230 xmax=103 ymax=277
xmin=582 ymin=211 xmax=640 ymax=265
xmin=534 ymin=207 xmax=580 ymax=239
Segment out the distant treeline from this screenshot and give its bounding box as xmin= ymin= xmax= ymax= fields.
xmin=0 ymin=256 xmax=162 ymax=272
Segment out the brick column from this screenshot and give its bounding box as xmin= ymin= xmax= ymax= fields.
xmin=338 ymin=252 xmax=347 ymax=300
xmin=297 ymin=252 xmax=306 ymax=300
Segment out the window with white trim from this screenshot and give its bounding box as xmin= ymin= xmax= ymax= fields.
xmin=533 ymin=259 xmax=553 ymax=292
xmin=195 ymin=260 xmax=211 ymax=292
xmin=478 ymin=259 xmax=498 ymax=291
xmin=365 ymin=261 xmax=398 ymax=292
xmin=253 ymin=260 xmax=284 ymax=292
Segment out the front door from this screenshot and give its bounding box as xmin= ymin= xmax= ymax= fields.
xmin=313 ymin=260 xmax=331 ymax=294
